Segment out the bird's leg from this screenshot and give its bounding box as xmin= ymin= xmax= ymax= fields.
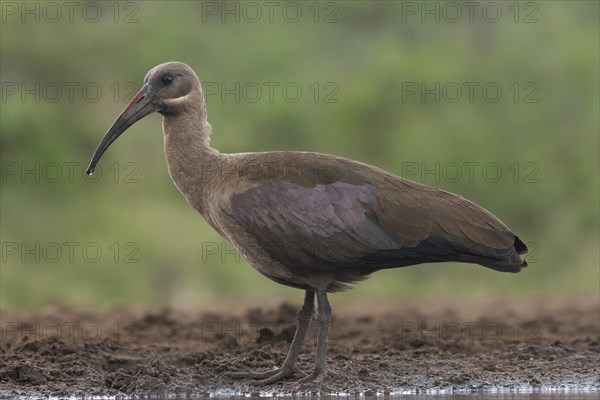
xmin=226 ymin=290 xmax=315 ymax=384
xmin=288 ymin=289 xmax=332 ymax=386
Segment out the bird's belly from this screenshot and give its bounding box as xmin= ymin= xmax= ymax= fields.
xmin=203 ymin=212 xmax=304 ymax=284
xmin=207 ymin=215 xmax=345 ymax=291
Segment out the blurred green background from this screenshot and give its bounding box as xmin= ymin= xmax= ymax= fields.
xmin=1 ymin=1 xmax=598 ymax=310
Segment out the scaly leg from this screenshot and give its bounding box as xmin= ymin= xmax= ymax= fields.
xmin=287 ymin=289 xmax=331 ymax=386
xmin=226 ymin=290 xmax=315 ymax=384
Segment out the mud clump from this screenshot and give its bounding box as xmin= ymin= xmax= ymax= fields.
xmin=1 ymin=296 xmax=598 ymax=397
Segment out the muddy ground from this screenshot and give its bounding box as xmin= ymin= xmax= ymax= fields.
xmin=1 ymin=295 xmax=598 ymax=398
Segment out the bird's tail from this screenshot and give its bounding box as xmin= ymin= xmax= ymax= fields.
xmin=477 ymin=236 xmax=528 ymax=273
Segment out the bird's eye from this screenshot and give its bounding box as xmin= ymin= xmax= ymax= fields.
xmin=161 ymin=74 xmax=174 ymax=86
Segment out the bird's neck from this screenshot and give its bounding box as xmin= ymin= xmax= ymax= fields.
xmin=162 ymin=108 xmax=221 ymax=214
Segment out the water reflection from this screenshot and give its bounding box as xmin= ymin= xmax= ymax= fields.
xmin=143 ymin=390 xmax=599 ymax=400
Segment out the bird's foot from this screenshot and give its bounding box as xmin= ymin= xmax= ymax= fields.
xmin=226 ymin=364 xmax=306 ymax=385
xmin=285 ymin=367 xmax=328 ymax=387
xmin=284 ymin=366 xmax=340 ymax=387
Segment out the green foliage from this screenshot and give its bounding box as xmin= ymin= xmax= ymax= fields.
xmin=1 ymin=1 xmax=598 ymax=309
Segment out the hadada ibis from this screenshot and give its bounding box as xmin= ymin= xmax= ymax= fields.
xmin=87 ymin=62 xmax=528 ymax=385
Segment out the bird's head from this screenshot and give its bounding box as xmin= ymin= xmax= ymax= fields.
xmin=86 ymin=62 xmax=201 ymax=175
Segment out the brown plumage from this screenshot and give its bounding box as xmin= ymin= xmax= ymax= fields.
xmin=87 ymin=62 xmax=527 ymax=385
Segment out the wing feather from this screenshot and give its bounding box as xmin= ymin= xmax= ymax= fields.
xmin=223 ymin=158 xmax=525 ymax=276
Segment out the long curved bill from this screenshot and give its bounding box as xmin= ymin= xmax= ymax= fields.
xmin=86 ymin=87 xmax=159 ymax=175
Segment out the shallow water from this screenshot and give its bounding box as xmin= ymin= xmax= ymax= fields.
xmin=202 ymin=386 xmax=600 ymax=399
xmin=222 ymin=393 xmax=594 ymax=400
xmin=105 ymin=389 xmax=600 ymax=400
xmin=102 ymin=391 xmax=600 ymax=400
